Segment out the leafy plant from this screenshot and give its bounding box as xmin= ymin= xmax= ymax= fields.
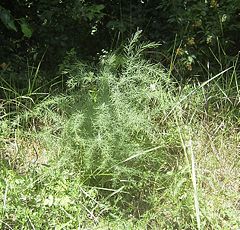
xmin=0 ymin=5 xmax=17 ymax=31
xmin=0 ymin=32 xmax=239 ymax=229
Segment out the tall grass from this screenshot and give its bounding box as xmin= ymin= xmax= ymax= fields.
xmin=0 ymin=32 xmax=239 ymax=229
xmin=0 ymin=56 xmax=49 ymax=121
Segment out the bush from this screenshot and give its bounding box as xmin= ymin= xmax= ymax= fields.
xmin=0 ymin=32 xmax=239 ymax=229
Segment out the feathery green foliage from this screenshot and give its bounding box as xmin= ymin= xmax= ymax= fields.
xmin=0 ymin=33 xmax=239 ymax=229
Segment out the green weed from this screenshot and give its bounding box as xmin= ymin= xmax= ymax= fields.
xmin=0 ymin=32 xmax=239 ymax=229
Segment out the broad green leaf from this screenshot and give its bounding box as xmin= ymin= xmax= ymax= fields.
xmin=86 ymin=4 xmax=105 ymax=21
xmin=19 ymin=19 xmax=32 ymax=38
xmin=0 ymin=6 xmax=17 ymax=31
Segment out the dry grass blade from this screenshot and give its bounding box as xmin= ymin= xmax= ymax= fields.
xmin=122 ymin=145 xmax=163 ymax=163
xmin=188 ymin=139 xmax=201 ymax=230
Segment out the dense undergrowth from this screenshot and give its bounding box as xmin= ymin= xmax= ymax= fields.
xmin=0 ymin=33 xmax=239 ymax=229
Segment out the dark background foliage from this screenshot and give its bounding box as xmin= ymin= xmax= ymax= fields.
xmin=1 ymin=0 xmax=240 ymax=95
